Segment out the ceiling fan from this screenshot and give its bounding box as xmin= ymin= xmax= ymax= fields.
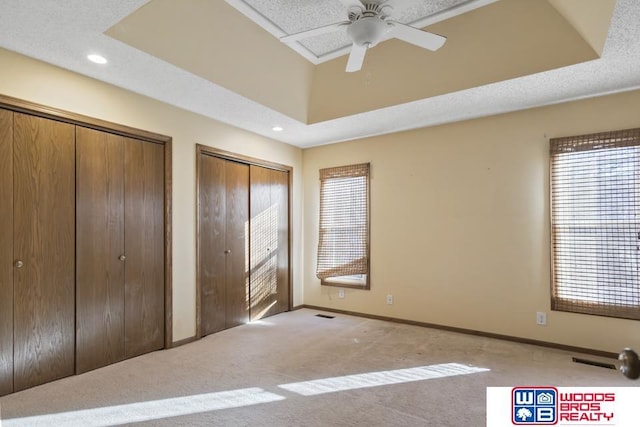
xmin=280 ymin=0 xmax=447 ymax=73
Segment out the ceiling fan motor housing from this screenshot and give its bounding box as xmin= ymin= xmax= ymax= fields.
xmin=347 ymin=17 xmax=389 ymax=47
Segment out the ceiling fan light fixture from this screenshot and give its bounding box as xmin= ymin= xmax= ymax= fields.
xmin=281 ymin=0 xmax=446 ymax=73
xmin=347 ymin=17 xmax=388 ymax=47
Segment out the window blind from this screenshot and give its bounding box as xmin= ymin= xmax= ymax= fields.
xmin=316 ymin=163 xmax=370 ymax=284
xmin=550 ymin=128 xmax=640 ymax=320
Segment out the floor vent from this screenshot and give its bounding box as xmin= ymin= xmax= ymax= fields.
xmin=572 ymin=357 xmax=616 ymax=370
xmin=315 ymin=314 xmax=335 ymax=319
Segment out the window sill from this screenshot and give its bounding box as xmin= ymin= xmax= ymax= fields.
xmin=321 ymin=276 xmax=369 ymax=290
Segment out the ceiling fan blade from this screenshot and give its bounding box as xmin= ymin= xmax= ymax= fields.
xmin=281 ymin=21 xmax=350 ymax=43
xmin=346 ymin=43 xmax=367 ymax=72
xmin=387 ymin=21 xmax=446 ymax=51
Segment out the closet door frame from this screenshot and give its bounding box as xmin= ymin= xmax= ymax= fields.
xmin=195 ymin=144 xmax=293 ymax=339
xmin=0 ymin=93 xmax=174 ymax=349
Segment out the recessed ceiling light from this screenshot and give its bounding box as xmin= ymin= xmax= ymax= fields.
xmin=272 ymin=126 xmax=283 ymax=132
xmin=87 ymin=54 xmax=107 ymax=64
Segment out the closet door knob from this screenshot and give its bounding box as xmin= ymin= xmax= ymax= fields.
xmin=119 ymin=255 xmax=126 ymax=261
xmin=14 ymin=260 xmax=24 ymax=268
xmin=224 ymin=249 xmax=231 ymax=254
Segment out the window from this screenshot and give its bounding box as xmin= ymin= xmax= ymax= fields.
xmin=317 ymin=163 xmax=370 ymax=289
xmin=550 ymin=128 xmax=640 ymax=320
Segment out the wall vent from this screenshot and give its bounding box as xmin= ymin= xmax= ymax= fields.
xmin=572 ymin=357 xmax=616 ymax=370
xmin=315 ymin=314 xmax=335 ymax=319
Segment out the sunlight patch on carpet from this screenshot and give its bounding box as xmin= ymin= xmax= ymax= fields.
xmin=278 ymin=362 xmax=490 ymax=396
xmin=2 ymin=388 xmax=285 ymax=427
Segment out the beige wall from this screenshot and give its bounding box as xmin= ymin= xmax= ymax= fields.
xmin=303 ymin=89 xmax=640 ymax=354
xmin=0 ymin=48 xmax=303 ymax=342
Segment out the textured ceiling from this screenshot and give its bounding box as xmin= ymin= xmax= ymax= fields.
xmin=0 ymin=0 xmax=638 ymax=148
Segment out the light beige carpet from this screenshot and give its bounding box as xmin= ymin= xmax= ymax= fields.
xmin=0 ymin=309 xmax=630 ymax=426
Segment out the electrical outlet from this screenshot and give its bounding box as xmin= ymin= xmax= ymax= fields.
xmin=338 ymin=289 xmax=345 ymax=299
xmin=536 ymin=311 xmax=547 ymax=326
xmin=386 ymin=294 xmax=393 ymax=305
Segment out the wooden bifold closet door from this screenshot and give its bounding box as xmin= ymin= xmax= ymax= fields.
xmin=199 ymin=155 xmax=250 ymax=336
xmin=123 ymin=136 xmax=165 ymax=359
xmin=0 ymin=99 xmax=170 ymax=397
xmin=75 ymin=127 xmax=126 ymax=373
xmin=76 ymin=127 xmax=164 ymax=373
xmin=12 ymin=113 xmax=76 ymax=392
xmin=249 ymin=165 xmax=289 ymax=320
xmin=198 ymin=148 xmax=290 ymax=337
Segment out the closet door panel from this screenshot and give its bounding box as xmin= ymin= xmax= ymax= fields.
xmin=75 ymin=127 xmax=125 ymax=374
xmin=124 ymin=139 xmax=164 ymax=358
xmin=225 ymin=161 xmax=249 ymax=328
xmin=249 ymin=166 xmax=289 ymax=320
xmin=0 ymin=109 xmax=13 ymax=396
xmin=273 ymin=169 xmax=290 ymax=315
xmin=249 ymin=165 xmax=275 ymax=320
xmin=13 ymin=113 xmax=75 ymax=391
xmin=199 ymin=155 xmax=228 ymax=335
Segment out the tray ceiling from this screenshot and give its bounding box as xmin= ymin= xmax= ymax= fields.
xmin=107 ymin=0 xmax=605 ymax=124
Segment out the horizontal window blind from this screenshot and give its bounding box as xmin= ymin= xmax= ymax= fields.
xmin=550 ymin=128 xmax=640 ymax=320
xmin=316 ymin=163 xmax=370 ymax=285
